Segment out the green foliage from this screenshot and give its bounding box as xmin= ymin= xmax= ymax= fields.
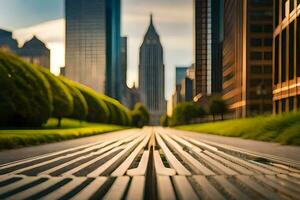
xmin=170 ymin=102 xmax=199 ymax=126
xmin=209 ymin=97 xmax=228 ymax=120
xmin=131 ymin=103 xmax=150 ymax=128
xmin=71 ymin=82 xmax=110 ymax=123
xmin=160 ymin=114 xmax=170 ymax=127
xmin=0 ymin=52 xmax=52 ymax=127
xmin=38 ymin=68 xmax=74 ymax=125
xmin=59 ymin=77 xmax=88 ymax=121
xmin=176 ymin=112 xmax=300 ymax=145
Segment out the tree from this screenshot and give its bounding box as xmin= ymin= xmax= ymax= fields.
xmin=0 ymin=52 xmax=52 ymax=127
xmin=131 ymin=103 xmax=150 ymax=127
xmin=160 ymin=114 xmax=170 ymax=127
xmin=38 ymin=68 xmax=74 ymax=127
xmin=170 ymin=102 xmax=199 ymax=126
xmin=209 ymin=97 xmax=228 ymax=121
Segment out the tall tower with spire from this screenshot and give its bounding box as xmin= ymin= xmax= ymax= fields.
xmin=139 ymin=14 xmax=166 ymax=125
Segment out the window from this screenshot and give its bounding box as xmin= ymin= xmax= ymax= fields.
xmin=275 ymin=36 xmax=279 ymax=84
xmin=282 ymin=98 xmax=286 ymax=113
xmin=289 ymin=22 xmax=295 ymax=80
xmin=251 ymin=52 xmax=263 ymax=60
xmin=264 ymin=25 xmax=273 ymax=33
xmin=264 ymin=52 xmax=272 ymax=60
xmin=251 ymin=65 xmax=262 ymax=74
xmin=250 ymin=25 xmax=263 ymax=33
xmin=289 ymin=97 xmax=294 ymax=111
xmin=282 ymin=29 xmax=287 ymax=82
xmin=251 ymin=38 xmax=262 ymax=46
xmin=275 ymin=100 xmax=280 ymax=114
xmin=264 ymin=38 xmax=273 ymax=46
xmin=264 ymin=65 xmax=272 ymax=73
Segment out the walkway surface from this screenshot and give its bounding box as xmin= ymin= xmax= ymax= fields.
xmin=0 ymin=127 xmax=299 ymax=199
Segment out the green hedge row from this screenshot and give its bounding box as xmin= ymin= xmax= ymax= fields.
xmin=0 ymin=51 xmax=132 ymax=127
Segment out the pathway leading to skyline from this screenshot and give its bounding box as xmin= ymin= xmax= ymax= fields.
xmin=0 ymin=127 xmax=299 ymax=199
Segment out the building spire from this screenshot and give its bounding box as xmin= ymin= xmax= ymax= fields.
xmin=150 ymin=13 xmax=153 ymax=25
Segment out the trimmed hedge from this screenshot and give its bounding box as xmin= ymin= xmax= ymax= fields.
xmin=0 ymin=52 xmax=52 ymax=127
xmin=38 ymin=68 xmax=74 ymax=122
xmin=71 ymin=82 xmax=110 ymax=123
xmin=0 ymin=51 xmax=132 ymax=127
xmin=59 ymin=77 xmax=88 ymax=121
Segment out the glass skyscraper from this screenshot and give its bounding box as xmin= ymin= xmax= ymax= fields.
xmin=65 ymin=0 xmax=121 ymax=100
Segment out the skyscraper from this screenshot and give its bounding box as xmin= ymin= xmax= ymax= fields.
xmin=176 ymin=66 xmax=188 ymax=86
xmin=194 ymin=0 xmax=223 ymax=99
xmin=65 ymin=0 xmax=121 ymax=99
xmin=273 ymin=1 xmax=300 ymax=113
xmin=223 ymin=0 xmax=273 ymax=118
xmin=139 ymin=15 xmax=166 ymax=125
xmin=121 ymin=37 xmax=128 ymax=105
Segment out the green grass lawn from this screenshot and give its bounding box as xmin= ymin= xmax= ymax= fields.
xmin=0 ymin=118 xmax=130 ymax=150
xmin=176 ymin=112 xmax=300 ymax=145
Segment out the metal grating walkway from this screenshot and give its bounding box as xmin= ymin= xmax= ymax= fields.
xmin=0 ymin=127 xmax=299 ymax=200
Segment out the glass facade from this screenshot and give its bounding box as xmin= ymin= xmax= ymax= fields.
xmin=65 ymin=0 xmax=121 ymax=100
xmin=273 ymin=0 xmax=300 ymax=113
xmin=194 ymin=0 xmax=223 ymax=97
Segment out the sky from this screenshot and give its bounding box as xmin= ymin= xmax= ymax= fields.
xmin=0 ymin=0 xmax=193 ymax=100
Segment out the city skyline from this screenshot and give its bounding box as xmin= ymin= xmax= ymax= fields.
xmin=0 ymin=0 xmax=193 ymax=99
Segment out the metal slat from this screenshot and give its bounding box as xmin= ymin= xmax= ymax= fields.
xmin=153 ymin=151 xmax=176 ymax=176
xmin=7 ymin=177 xmax=63 ymax=200
xmin=235 ymin=175 xmax=281 ymax=200
xmin=126 ymin=176 xmax=145 ymax=200
xmin=87 ymin=134 xmax=146 ymax=177
xmin=0 ymin=177 xmax=41 ymax=196
xmin=111 ymin=133 xmax=151 ymax=176
xmin=172 ymin=176 xmax=198 ymax=200
xmin=193 ymin=176 xmax=225 ymax=200
xmin=214 ymin=176 xmax=251 ymax=200
xmin=70 ymin=177 xmax=107 ymax=200
xmin=155 ymin=132 xmax=191 ymax=175
xmin=157 ymin=176 xmax=176 ymax=200
xmin=41 ymin=178 xmax=87 ymax=200
xmin=160 ymin=133 xmax=215 ymax=176
xmin=127 ymin=150 xmax=150 ymax=176
xmin=103 ymin=176 xmax=130 ymax=200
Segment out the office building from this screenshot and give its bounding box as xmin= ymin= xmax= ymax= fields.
xmin=65 ymin=0 xmax=121 ymax=99
xmin=194 ymin=0 xmax=223 ymax=99
xmin=223 ymin=0 xmax=273 ymax=118
xmin=176 ymin=67 xmax=188 ymax=86
xmin=139 ymin=15 xmax=166 ymax=125
xmin=273 ymin=1 xmax=300 ymax=113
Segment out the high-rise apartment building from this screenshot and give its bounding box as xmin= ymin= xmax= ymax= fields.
xmin=65 ymin=0 xmax=121 ymax=99
xmin=223 ymin=0 xmax=273 ymax=118
xmin=139 ymin=15 xmax=166 ymax=125
xmin=194 ymin=0 xmax=223 ymax=98
xmin=273 ymin=0 xmax=300 ymax=113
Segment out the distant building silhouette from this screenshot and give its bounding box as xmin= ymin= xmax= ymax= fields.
xmin=176 ymin=67 xmax=188 ymax=86
xmin=127 ymin=83 xmax=141 ymax=110
xmin=139 ymin=15 xmax=166 ymax=125
xmin=0 ymin=29 xmax=18 ymax=52
xmin=65 ymin=0 xmax=121 ymax=100
xmin=0 ymin=29 xmax=50 ymax=69
xmin=18 ymin=36 xmax=50 ymax=69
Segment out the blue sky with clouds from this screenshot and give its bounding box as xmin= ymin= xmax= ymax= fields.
xmin=0 ymin=0 xmax=193 ymax=99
